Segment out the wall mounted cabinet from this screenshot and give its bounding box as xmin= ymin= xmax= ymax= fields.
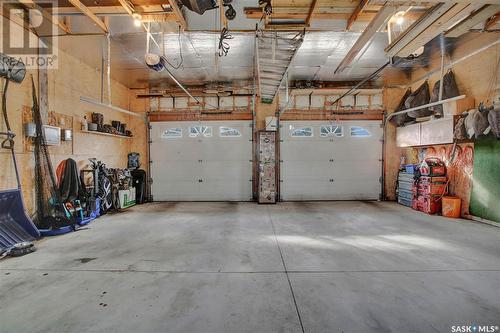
xmin=396 ymin=117 xmax=455 ymax=147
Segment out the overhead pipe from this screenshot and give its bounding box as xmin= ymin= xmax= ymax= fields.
xmin=329 ymin=61 xmax=390 ymax=108
xmin=80 ymin=96 xmax=146 ymax=120
xmin=385 ymin=94 xmax=465 ymax=124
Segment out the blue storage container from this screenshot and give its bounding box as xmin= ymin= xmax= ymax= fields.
xmin=399 ymin=181 xmax=413 ymax=191
xmin=398 ymin=189 xmax=413 ymax=200
xmin=398 ymin=197 xmax=413 ymax=207
xmin=405 ymin=164 xmax=418 ymax=174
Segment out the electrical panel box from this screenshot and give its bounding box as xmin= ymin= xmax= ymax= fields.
xmin=24 ymin=122 xmax=36 ymax=137
xmin=62 ymin=129 xmax=73 ymax=141
xmin=43 ymin=125 xmax=61 ymax=145
xmin=258 ymin=131 xmax=277 ymax=204
xmin=265 ymin=116 xmax=277 ymax=131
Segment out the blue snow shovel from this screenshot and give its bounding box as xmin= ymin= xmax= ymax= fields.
xmin=0 ymin=131 xmax=40 ymax=256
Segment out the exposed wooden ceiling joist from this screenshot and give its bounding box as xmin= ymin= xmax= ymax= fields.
xmin=305 ymin=0 xmax=320 ymax=26
xmin=52 ymin=5 xmax=173 ymax=18
xmin=335 ymin=5 xmax=395 ymax=74
xmin=19 ymin=0 xmax=71 ymax=33
xmin=397 ymin=3 xmax=482 ymax=57
xmin=67 ymin=0 xmax=108 ymax=32
xmin=484 ymin=10 xmax=500 ymax=30
xmin=0 ymin=3 xmax=39 ymax=36
xmin=117 ymin=0 xmax=134 ymax=16
xmin=446 ymin=5 xmax=500 ymax=37
xmin=385 ymin=3 xmax=455 ymax=57
xmin=346 ymin=0 xmax=369 ymax=31
xmin=141 ymin=13 xmax=176 ymax=22
xmin=244 ymin=7 xmax=378 ymax=21
xmin=167 ymin=0 xmax=186 ymax=29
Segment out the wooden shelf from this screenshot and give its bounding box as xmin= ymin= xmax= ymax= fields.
xmin=81 ymin=130 xmax=133 ymax=139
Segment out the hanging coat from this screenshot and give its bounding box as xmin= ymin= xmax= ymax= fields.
xmin=58 ymin=158 xmax=82 ymax=202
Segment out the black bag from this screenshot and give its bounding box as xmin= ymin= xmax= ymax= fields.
xmin=406 ymin=81 xmax=431 ymax=119
xmin=131 ymin=169 xmax=147 ymax=204
xmin=429 ymin=71 xmax=460 ymax=118
xmin=390 ymin=88 xmax=413 ymax=127
xmin=59 ymin=158 xmax=83 ymax=203
xmin=488 ymin=106 xmax=499 ymax=139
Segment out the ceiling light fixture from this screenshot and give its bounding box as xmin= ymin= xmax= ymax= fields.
xmin=395 ymin=11 xmax=406 ymax=25
xmin=133 ymin=13 xmax=142 ymax=27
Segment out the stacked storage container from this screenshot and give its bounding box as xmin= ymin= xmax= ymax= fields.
xmin=412 ymin=159 xmax=448 ymax=214
xmin=397 ymin=165 xmax=416 ymax=207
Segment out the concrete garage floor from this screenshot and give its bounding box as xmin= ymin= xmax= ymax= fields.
xmin=1 ymin=202 xmax=499 ymax=333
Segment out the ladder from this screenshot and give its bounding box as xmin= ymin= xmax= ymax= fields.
xmin=256 ymin=30 xmax=304 ymax=103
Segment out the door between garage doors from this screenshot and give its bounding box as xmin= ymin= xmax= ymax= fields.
xmin=150 ymin=121 xmax=253 ymax=201
xmin=280 ymin=120 xmax=382 ymax=201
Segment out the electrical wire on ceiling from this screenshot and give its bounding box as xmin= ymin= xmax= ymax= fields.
xmin=161 ymin=25 xmax=184 ymax=69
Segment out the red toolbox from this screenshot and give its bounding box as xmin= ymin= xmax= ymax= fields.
xmin=417 ymin=182 xmax=447 ymax=196
xmin=419 ymin=176 xmax=447 ymax=184
xmin=414 ymin=195 xmax=442 ymax=214
xmin=420 ymin=158 xmax=446 ymax=176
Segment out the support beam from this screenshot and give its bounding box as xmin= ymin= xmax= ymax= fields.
xmin=168 ymin=0 xmax=186 ymax=29
xmin=52 ymin=6 xmax=177 ymax=22
xmin=63 ymin=16 xmax=71 ymax=32
xmin=67 ymin=0 xmax=108 ymax=33
xmin=305 ymin=0 xmax=319 ymax=26
xmin=335 ymin=5 xmax=394 ymax=74
xmin=446 ymin=5 xmax=500 ymax=37
xmin=397 ymin=3 xmax=477 ymax=57
xmin=54 ymin=6 xmax=130 ymax=15
xmin=217 ymin=0 xmax=228 ymax=29
xmin=19 ymin=0 xmax=70 ymax=34
xmin=117 ymin=0 xmax=134 ymax=16
xmin=245 ymin=8 xmax=378 ymax=21
xmin=346 ymin=0 xmax=369 ymax=31
xmin=484 ymin=10 xmax=500 ymax=30
xmin=385 ymin=2 xmax=455 ymax=57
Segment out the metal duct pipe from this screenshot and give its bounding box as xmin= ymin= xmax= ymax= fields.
xmin=0 ymin=54 xmax=26 ymax=83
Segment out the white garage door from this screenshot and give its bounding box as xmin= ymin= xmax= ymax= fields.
xmin=280 ymin=120 xmax=382 ymax=201
xmin=150 ymin=121 xmax=253 ymax=201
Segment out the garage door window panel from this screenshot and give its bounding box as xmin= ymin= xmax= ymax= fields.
xmin=350 ymin=126 xmax=371 ymax=138
xmin=190 ymin=126 xmax=213 ymax=138
xmin=219 ymin=127 xmax=242 ymax=137
xmin=290 ymin=126 xmax=313 ymax=137
xmin=320 ymin=125 xmax=343 ymax=138
xmin=161 ymin=128 xmax=182 ymax=139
